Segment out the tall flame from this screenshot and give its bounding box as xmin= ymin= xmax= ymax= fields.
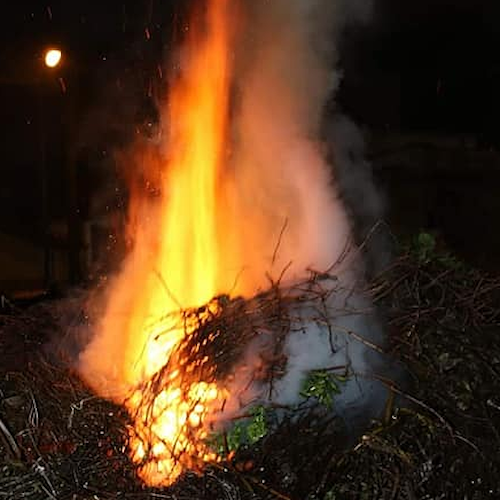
xmin=120 ymin=0 xmax=235 ymax=383
xmin=123 ymin=0 xmax=235 ymax=484
xmin=81 ymin=0 xmax=237 ymax=486
xmin=80 ymin=0 xmax=354 ymax=487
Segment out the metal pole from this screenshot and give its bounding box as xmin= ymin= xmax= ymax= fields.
xmin=38 ymin=86 xmax=52 ymax=288
xmin=65 ymin=75 xmax=81 ymax=285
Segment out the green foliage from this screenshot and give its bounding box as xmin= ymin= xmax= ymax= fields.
xmin=226 ymin=421 xmax=245 ymax=453
xmin=207 ymin=405 xmax=269 ymax=456
xmin=300 ymin=370 xmax=347 ymax=409
xmin=414 ymin=232 xmax=437 ymax=264
xmin=246 ymin=405 xmax=267 ymax=444
xmin=323 ymin=490 xmax=337 ymax=500
xmin=324 ymin=482 xmax=374 ymax=500
xmin=207 ymin=370 xmax=349 ymax=457
xmin=410 ymin=231 xmax=464 ymax=269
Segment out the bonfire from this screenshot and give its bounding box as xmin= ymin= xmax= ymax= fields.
xmin=1 ymin=245 xmax=500 ymax=499
xmin=1 ymin=0 xmax=500 ymax=499
xmin=78 ymin=0 xmax=375 ymax=487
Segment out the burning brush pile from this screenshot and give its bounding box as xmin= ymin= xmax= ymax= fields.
xmin=75 ymin=0 xmax=390 ymax=489
xmin=123 ymin=265 xmax=391 ymax=487
xmin=1 ymin=0 xmax=500 ymax=498
xmin=1 ymin=245 xmax=500 ymax=499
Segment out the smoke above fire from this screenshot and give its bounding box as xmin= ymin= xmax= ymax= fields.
xmin=228 ymin=0 xmax=350 ymax=287
xmin=77 ymin=0 xmax=396 ymax=486
xmin=196 ymin=0 xmax=390 ymax=422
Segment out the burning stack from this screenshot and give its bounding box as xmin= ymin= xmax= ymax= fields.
xmin=2 ymin=248 xmax=500 ymax=498
xmin=78 ymin=0 xmax=396 ymax=487
xmin=2 ymin=1 xmax=500 ymax=498
xmin=124 ymin=268 xmax=393 ymax=485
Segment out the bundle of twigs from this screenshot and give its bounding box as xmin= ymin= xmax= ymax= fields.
xmin=136 ymin=269 xmax=346 ymax=398
xmin=126 ymin=270 xmax=360 ymax=481
xmin=1 ymin=244 xmax=499 ymax=499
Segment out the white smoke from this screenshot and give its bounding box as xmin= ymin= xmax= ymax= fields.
xmin=228 ymin=0 xmax=352 ymax=288
xmin=214 ymin=0 xmax=399 ymax=431
xmin=270 ymin=289 xmax=391 ymax=432
xmin=327 ymin=114 xmax=392 ymax=278
xmin=215 ymin=279 xmax=394 ymax=434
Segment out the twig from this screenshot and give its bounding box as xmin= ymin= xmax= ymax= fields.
xmin=271 ymin=218 xmax=289 ymax=267
xmin=68 ymin=396 xmax=97 ymax=430
xmin=246 ymin=474 xmax=293 ymax=500
xmin=370 ymin=374 xmax=454 ymax=440
xmin=333 ymin=324 xmax=386 ymax=354
xmin=0 ymin=415 xmax=21 ymax=460
xmin=154 ymin=269 xmax=184 ymax=310
xmin=454 ymin=433 xmax=482 ymax=456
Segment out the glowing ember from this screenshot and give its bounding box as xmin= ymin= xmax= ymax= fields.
xmin=128 ymin=378 xmax=222 ymax=486
xmin=125 ymin=301 xmax=228 ymax=485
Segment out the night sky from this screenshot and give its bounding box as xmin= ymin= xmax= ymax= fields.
xmin=0 ymin=0 xmax=498 ymax=252
xmin=340 ymin=0 xmax=500 ymax=132
xmin=1 ymin=0 xmax=498 ymax=131
xmin=0 ymin=1 xmax=175 ymax=242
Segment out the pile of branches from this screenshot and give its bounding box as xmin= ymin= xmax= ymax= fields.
xmin=0 ymin=244 xmax=500 ymax=499
xmin=135 ymin=269 xmax=346 ymax=407
xmin=127 ymin=271 xmax=356 ymax=478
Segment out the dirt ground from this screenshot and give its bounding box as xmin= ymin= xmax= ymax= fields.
xmin=1 ymin=244 xmax=499 ymax=500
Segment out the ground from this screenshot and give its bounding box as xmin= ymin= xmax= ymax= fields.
xmin=0 ymin=235 xmax=499 ymax=500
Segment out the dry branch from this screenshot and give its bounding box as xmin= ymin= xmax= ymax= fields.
xmin=0 ymin=249 xmax=499 ymax=499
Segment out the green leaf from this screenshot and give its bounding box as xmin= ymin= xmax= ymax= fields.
xmin=227 ymin=422 xmax=245 ymax=452
xmin=247 ymin=406 xmax=268 ymax=444
xmin=206 ymin=405 xmax=269 ymax=455
xmin=415 ymin=232 xmax=436 ymax=263
xmin=300 ymin=370 xmax=347 ymax=409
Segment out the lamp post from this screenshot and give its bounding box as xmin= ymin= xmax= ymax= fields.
xmin=39 ymin=47 xmax=64 ymax=288
xmin=0 ymin=45 xmax=81 ymax=292
xmin=38 ymin=46 xmax=65 ymax=288
xmin=41 ymin=46 xmax=82 ymax=285
xmin=40 ymin=46 xmax=82 ymax=287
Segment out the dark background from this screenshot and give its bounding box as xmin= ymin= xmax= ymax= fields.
xmin=0 ymin=0 xmax=499 ymax=292
xmin=341 ymin=0 xmax=500 ymax=135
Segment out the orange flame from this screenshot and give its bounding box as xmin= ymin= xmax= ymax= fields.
xmin=122 ymin=0 xmax=236 ymax=485
xmin=79 ymin=0 xmax=354 ymax=487
xmin=81 ymin=0 xmax=238 ymax=486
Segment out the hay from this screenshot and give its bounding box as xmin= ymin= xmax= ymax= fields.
xmin=1 ymin=247 xmax=499 ymax=499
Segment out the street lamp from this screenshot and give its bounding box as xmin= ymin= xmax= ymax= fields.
xmin=44 ymin=48 xmax=62 ymax=69
xmin=39 ymin=49 xmax=62 ymax=287
xmin=41 ymin=46 xmax=81 ymax=284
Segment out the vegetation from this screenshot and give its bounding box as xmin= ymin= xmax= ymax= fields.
xmin=0 ymin=233 xmax=499 ymax=499
xmin=208 ymin=405 xmax=269 ymax=456
xmin=300 ymin=370 xmax=347 ymax=409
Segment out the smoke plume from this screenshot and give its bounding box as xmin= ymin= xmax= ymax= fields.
xmin=226 ymin=0 xmax=350 ymax=288
xmin=327 ymin=114 xmax=392 ymax=278
xmin=214 ymin=0 xmax=395 ymax=428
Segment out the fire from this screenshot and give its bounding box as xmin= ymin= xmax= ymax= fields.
xmin=128 ymin=379 xmax=223 ymax=486
xmin=124 ymin=304 xmax=227 ymax=486
xmin=79 ymin=0 xmax=354 ymax=487
xmin=91 ymin=0 xmax=237 ymax=486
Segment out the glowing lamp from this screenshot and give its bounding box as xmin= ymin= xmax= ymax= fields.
xmin=44 ymin=49 xmax=62 ymax=68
